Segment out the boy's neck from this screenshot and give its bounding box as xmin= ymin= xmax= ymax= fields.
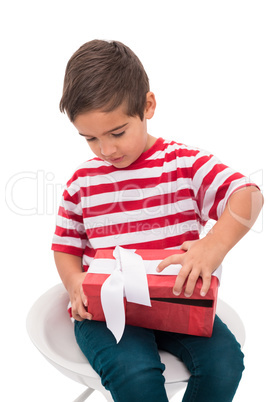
xmin=145 ymin=134 xmax=158 ymax=152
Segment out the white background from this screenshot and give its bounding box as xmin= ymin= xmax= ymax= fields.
xmin=1 ymin=1 xmax=267 ymax=401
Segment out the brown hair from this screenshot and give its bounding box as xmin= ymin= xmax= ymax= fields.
xmin=59 ymin=40 xmax=150 ymax=122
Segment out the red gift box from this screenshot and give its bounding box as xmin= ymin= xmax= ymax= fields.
xmin=83 ymin=248 xmax=219 ymax=340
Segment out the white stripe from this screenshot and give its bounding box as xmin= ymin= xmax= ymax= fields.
xmin=83 ymin=254 xmax=94 ymax=267
xmin=81 ymin=179 xmax=192 ymax=209
xmin=77 ymin=158 xmax=108 ymax=170
xmin=192 ymin=154 xmax=219 ymax=194
xmin=62 ymin=199 xmax=83 ymax=215
xmin=55 ymin=215 xmax=85 ymax=234
xmin=147 ymin=141 xmax=198 ymax=160
xmin=201 ymin=167 xmax=233 ymax=220
xmin=52 ymin=234 xmax=85 ymax=249
xmin=216 ymin=177 xmax=252 ymax=217
xmin=83 ymin=199 xmax=197 ymax=229
xmin=88 ymin=220 xmax=199 ymax=249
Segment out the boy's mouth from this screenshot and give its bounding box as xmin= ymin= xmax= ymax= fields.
xmin=109 ymin=156 xmax=125 ymax=164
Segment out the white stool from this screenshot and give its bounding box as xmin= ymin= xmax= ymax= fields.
xmin=26 ymin=284 xmax=245 ymax=401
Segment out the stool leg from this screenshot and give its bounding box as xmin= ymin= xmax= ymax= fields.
xmin=73 ymin=387 xmax=95 ymax=402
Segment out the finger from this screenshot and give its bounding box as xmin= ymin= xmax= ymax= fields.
xmin=180 ymin=240 xmax=197 ymax=251
xmin=180 ymin=241 xmax=190 ymax=251
xmin=72 ymin=312 xmax=84 ymax=322
xmin=157 ymin=254 xmax=184 ymax=272
xmin=71 ymin=307 xmax=84 ymax=321
xmin=200 ymin=273 xmax=212 ymax=297
xmin=79 ymin=305 xmax=93 ymax=320
xmin=80 ymin=286 xmax=88 ymax=307
xmin=173 ymin=265 xmax=192 ymax=296
xmin=74 ymin=310 xmax=92 ymax=321
xmin=184 ymin=270 xmax=200 ymax=297
xmin=72 ymin=304 xmax=92 ymax=321
xmin=83 ymin=311 xmax=93 ymax=320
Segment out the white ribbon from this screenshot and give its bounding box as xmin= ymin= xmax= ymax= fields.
xmin=100 ymin=246 xmax=151 ymax=343
xmin=90 ymin=246 xmax=222 ymax=343
xmin=100 ymin=261 xmax=125 ymax=343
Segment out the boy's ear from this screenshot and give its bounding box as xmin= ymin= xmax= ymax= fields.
xmin=144 ymin=92 xmax=156 ymax=120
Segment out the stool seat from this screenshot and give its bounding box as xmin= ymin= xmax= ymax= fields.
xmin=27 ymin=284 xmax=245 ymax=401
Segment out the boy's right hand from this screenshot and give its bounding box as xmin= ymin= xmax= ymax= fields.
xmin=69 ymin=272 xmax=93 ymax=321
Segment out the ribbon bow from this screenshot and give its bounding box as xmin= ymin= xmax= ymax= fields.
xmin=100 ymin=246 xmax=151 ymax=343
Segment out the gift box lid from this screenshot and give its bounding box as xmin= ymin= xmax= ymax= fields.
xmin=84 ymin=248 xmax=219 ymax=300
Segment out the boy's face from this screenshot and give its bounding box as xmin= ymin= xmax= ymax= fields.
xmin=73 ymin=93 xmax=156 ymax=169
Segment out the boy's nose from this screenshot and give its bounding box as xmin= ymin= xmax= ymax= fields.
xmin=100 ymin=140 xmax=117 ymax=157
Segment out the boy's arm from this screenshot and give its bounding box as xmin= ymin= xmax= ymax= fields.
xmin=157 ymin=186 xmax=264 ymax=297
xmin=54 ymin=251 xmax=92 ymax=321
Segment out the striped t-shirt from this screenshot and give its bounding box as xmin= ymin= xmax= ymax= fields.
xmin=52 ymin=137 xmax=252 ymax=270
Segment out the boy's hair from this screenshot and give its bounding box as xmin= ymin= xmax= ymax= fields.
xmin=59 ymin=40 xmax=150 ymax=122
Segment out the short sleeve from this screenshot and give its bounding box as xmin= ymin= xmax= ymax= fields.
xmin=51 ymin=177 xmax=87 ymax=257
xmin=191 ymin=150 xmax=256 ymax=223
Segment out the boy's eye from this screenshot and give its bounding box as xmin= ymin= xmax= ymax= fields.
xmin=112 ymin=131 xmax=125 ymax=137
xmin=85 ymin=131 xmax=125 ymax=143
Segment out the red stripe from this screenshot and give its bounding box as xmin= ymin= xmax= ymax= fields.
xmin=80 ymin=232 xmax=200 ymax=262
xmin=55 ymin=225 xmax=87 ymax=239
xmin=64 ymin=191 xmax=81 ymax=206
xmin=116 ymin=232 xmax=200 ymax=250
xmin=195 ymin=164 xmax=228 ymax=213
xmin=51 ymin=244 xmax=84 ymax=257
xmin=62 ymin=187 xmax=81 ymax=204
xmin=86 ymin=211 xmax=198 ymax=239
xmin=58 ymin=206 xmax=83 ymax=223
xmin=68 ymin=306 xmax=72 ymax=318
xmin=208 ymin=173 xmax=244 ymax=219
xmin=85 ymin=188 xmax=195 ymax=217
xmin=192 ymin=154 xmax=213 ymax=174
xmin=80 ymin=171 xmax=179 ymax=197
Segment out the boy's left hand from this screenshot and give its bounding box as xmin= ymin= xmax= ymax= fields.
xmin=157 ymin=238 xmax=225 ymax=297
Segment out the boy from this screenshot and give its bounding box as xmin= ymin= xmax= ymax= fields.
xmin=52 ymin=40 xmax=263 ymax=401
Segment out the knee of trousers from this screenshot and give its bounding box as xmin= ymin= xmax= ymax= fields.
xmin=195 ymin=338 xmax=245 ymax=386
xmin=98 ymin=351 xmax=166 ymax=392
